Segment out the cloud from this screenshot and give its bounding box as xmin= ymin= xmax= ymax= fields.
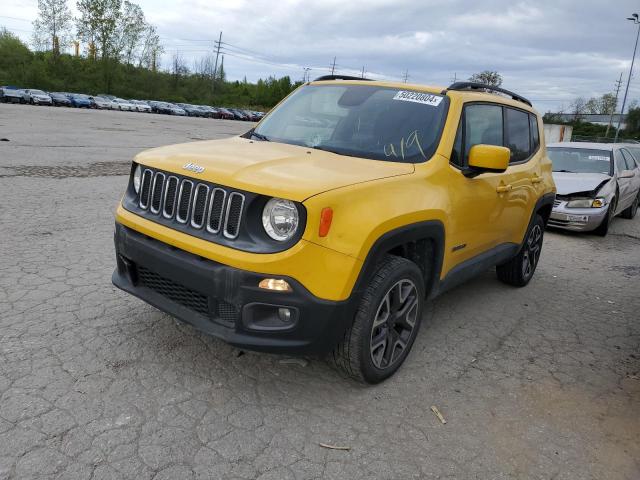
xmin=5 ymin=0 xmax=640 ymax=110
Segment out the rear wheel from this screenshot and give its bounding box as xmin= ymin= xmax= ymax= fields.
xmin=330 ymin=255 xmax=425 ymax=384
xmin=497 ymin=215 xmax=545 ymax=287
xmin=621 ymin=192 xmax=639 ymax=219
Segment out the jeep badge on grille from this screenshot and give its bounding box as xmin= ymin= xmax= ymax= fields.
xmin=182 ymin=162 xmax=205 ymax=173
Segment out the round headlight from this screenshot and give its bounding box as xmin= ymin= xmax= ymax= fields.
xmin=262 ymin=198 xmax=299 ymax=241
xmin=133 ymin=164 xmax=142 ymax=193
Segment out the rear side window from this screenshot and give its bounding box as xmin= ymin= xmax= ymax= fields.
xmin=463 ymin=104 xmax=503 ymax=161
xmin=505 ymin=108 xmax=530 ymax=163
xmin=530 ymin=114 xmax=540 ymax=151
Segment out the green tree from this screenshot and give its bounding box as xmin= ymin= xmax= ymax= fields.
xmin=32 ymin=0 xmax=74 ymax=55
xmin=468 ymin=70 xmax=502 ymax=87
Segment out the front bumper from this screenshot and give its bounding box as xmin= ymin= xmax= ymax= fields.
xmin=33 ymin=98 xmax=52 ymax=105
xmin=112 ymin=223 xmax=354 ymax=354
xmin=548 ymin=200 xmax=608 ymax=232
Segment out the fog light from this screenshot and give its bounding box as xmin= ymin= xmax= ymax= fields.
xmin=258 ymin=278 xmax=292 ymax=292
xmin=278 ymin=308 xmax=292 ymax=323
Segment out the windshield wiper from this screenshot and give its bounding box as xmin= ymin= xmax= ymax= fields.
xmin=553 ymin=169 xmax=575 ymax=173
xmin=310 ymin=145 xmax=342 ymax=155
xmin=250 ymin=130 xmax=270 ymax=141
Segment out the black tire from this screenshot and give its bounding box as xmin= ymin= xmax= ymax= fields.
xmin=497 ymin=214 xmax=545 ymax=287
xmin=594 ymin=199 xmax=616 ymax=236
xmin=330 ymin=255 xmax=425 ymax=384
xmin=620 ymin=192 xmax=639 ymax=219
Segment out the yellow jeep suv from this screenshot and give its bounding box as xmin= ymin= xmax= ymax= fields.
xmin=113 ymin=77 xmax=555 ymax=383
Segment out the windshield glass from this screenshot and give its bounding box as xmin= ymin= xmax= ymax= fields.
xmin=254 ymin=84 xmax=449 ymax=163
xmin=547 ymin=147 xmax=612 ymax=175
xmin=30 ymin=90 xmax=46 ymax=95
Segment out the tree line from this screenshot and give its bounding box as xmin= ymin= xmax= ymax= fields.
xmin=0 ymin=0 xmax=299 ymax=109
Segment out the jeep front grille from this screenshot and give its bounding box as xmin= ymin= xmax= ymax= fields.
xmin=137 ymin=167 xmax=245 ymax=239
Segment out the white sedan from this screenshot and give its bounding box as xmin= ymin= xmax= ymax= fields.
xmin=110 ymin=98 xmax=137 ymax=111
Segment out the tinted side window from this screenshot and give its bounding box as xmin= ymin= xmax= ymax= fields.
xmin=505 ymin=108 xmax=530 ymax=163
xmin=464 ymin=104 xmax=503 ymax=162
xmin=529 ymin=114 xmax=540 ymax=151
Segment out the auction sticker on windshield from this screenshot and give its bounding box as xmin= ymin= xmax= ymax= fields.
xmin=393 ymin=91 xmax=443 ymax=107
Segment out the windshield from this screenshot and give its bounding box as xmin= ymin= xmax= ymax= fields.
xmin=547 ymin=147 xmax=612 ymax=175
xmin=73 ymin=94 xmax=89 ymax=99
xmin=254 ymin=84 xmax=449 ymax=162
xmin=30 ymin=90 xmax=46 ymax=95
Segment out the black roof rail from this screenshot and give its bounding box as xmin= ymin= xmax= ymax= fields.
xmin=313 ymin=75 xmax=372 ymax=82
xmin=445 ymin=82 xmax=532 ymax=107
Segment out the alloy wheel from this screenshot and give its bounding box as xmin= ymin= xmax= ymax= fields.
xmin=369 ymin=279 xmax=419 ymax=369
xmin=522 ymin=224 xmax=543 ymax=280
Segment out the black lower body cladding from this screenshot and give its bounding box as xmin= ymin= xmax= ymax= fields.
xmin=112 ymin=223 xmax=353 ymax=354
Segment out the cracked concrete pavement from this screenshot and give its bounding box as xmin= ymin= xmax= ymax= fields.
xmin=0 ymin=103 xmax=639 ymax=479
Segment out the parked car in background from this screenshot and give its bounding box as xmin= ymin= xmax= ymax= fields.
xmin=216 ymin=107 xmax=235 ymax=120
xmin=229 ymin=108 xmax=249 ymax=120
xmin=67 ymin=93 xmax=93 ymax=108
xmin=22 ymin=89 xmax=53 ymax=105
xmin=129 ymin=100 xmax=152 ymax=113
xmin=547 ymin=142 xmax=640 ymax=235
xmin=202 ymin=106 xmax=222 ymax=118
xmin=176 ymin=103 xmax=204 ymax=117
xmin=98 ymin=94 xmax=115 ymax=101
xmin=49 ymin=92 xmax=72 ymax=107
xmin=149 ymin=101 xmax=186 ymax=115
xmin=110 ymin=98 xmax=137 ymax=111
xmin=1 ymin=86 xmax=25 ymax=103
xmin=90 ymin=96 xmax=113 ymax=109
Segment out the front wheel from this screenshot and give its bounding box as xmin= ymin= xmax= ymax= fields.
xmin=330 ymin=255 xmax=425 ymax=384
xmin=497 ymin=215 xmax=545 ymax=287
xmin=620 ymin=192 xmax=639 ymax=219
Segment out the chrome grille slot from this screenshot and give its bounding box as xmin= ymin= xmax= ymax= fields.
xmin=139 ymin=169 xmax=153 ymax=209
xmin=162 ymin=176 xmax=179 ymax=218
xmin=176 ymin=180 xmax=194 ymax=223
xmin=206 ymin=188 xmax=226 ymax=233
xmin=223 ymin=192 xmax=245 ymax=239
xmin=130 ymin=167 xmax=252 ymax=246
xmin=150 ymin=172 xmax=165 ymax=213
xmin=190 ymin=184 xmax=209 ymax=229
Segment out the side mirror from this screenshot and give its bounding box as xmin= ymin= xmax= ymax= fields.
xmin=619 ymin=169 xmax=635 ymax=179
xmin=466 ymin=144 xmax=511 ymax=176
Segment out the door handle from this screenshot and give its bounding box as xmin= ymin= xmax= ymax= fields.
xmin=531 ymin=175 xmax=543 ymax=184
xmin=496 ymin=184 xmax=513 ymax=193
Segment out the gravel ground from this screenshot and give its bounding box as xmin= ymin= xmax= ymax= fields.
xmin=0 ymin=103 xmax=639 ymax=480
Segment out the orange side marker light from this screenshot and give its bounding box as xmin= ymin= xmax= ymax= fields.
xmin=319 ymin=207 xmax=333 ymax=237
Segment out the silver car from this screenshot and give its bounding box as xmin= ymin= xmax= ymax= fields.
xmin=547 ymin=142 xmax=640 ymax=235
xmin=22 ymin=89 xmax=53 ymax=105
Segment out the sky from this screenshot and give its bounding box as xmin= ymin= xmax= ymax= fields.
xmin=2 ymin=0 xmax=640 ymax=112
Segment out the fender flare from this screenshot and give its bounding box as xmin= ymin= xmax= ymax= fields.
xmin=350 ymin=220 xmax=445 ymax=300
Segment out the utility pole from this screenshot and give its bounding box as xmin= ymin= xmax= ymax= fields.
xmin=361 ymin=66 xmax=365 ymax=78
xmin=402 ymin=69 xmax=409 ymax=83
xmin=212 ymin=31 xmax=222 ymax=93
xmin=302 ymin=67 xmax=311 ymax=82
xmin=330 ymin=56 xmax=336 ymax=75
xmin=615 ymin=14 xmax=640 ymax=143
xmin=606 ymin=73 xmax=624 ymax=138
xmin=451 ymin=72 xmax=457 ymax=83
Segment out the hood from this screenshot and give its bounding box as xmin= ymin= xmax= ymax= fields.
xmin=552 ymin=172 xmax=611 ymax=196
xmin=135 ymin=136 xmax=415 ymax=202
